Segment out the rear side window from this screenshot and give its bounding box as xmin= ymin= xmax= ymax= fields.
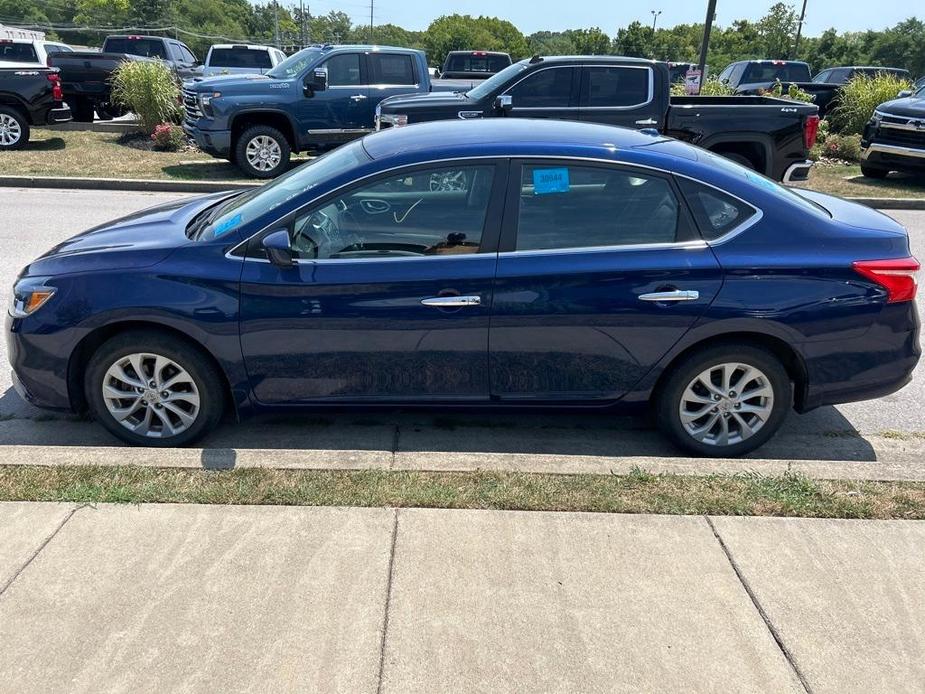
xmin=677 ymin=178 xmax=756 ymax=241
xmin=584 ymin=66 xmax=650 ymax=107
xmin=0 ymin=44 xmax=38 ymax=62
xmin=370 ymin=53 xmax=415 ymax=85
xmin=509 ymin=67 xmax=575 ymax=108
xmin=515 ymin=164 xmax=681 ymax=251
xmin=105 ymin=38 xmax=167 ymax=59
xmin=210 ymin=48 xmax=272 ymax=69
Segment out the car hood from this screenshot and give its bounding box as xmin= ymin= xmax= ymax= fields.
xmin=23 ymin=192 xmax=239 ymax=277
xmin=876 ymin=95 xmax=925 ymax=118
xmin=379 ymin=89 xmax=470 ymax=112
xmin=186 ymin=73 xmax=279 ymax=93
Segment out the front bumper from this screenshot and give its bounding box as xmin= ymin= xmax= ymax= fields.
xmin=861 ymin=142 xmax=925 ymax=171
xmin=183 ymin=122 xmax=232 ymax=158
xmin=5 ymin=311 xmax=74 ymax=411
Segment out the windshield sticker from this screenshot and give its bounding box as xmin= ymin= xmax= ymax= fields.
xmin=213 ymin=213 xmax=242 ymax=237
xmin=533 ymin=167 xmax=570 ymax=195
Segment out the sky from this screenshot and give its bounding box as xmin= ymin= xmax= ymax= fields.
xmin=303 ymin=0 xmax=917 ymax=37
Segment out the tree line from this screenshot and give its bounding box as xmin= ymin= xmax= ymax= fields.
xmin=3 ymin=0 xmax=923 ymax=76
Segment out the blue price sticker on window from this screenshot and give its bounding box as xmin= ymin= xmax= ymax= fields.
xmin=533 ymin=167 xmax=570 ymax=195
xmin=213 ymin=213 xmax=242 ymax=238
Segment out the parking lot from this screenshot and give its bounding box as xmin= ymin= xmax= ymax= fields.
xmin=1 ymin=187 xmax=924 ymax=477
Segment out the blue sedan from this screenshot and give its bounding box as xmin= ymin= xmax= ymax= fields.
xmin=6 ymin=120 xmax=921 ymax=456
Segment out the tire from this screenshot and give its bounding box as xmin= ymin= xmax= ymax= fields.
xmin=655 ymin=345 xmax=791 ymax=458
xmin=860 ymin=165 xmax=889 ymax=179
xmin=0 ymin=106 xmax=29 ymax=150
xmin=70 ymin=98 xmax=95 ymax=123
xmin=84 ymin=331 xmax=225 ymax=447
xmin=234 ymin=125 xmax=291 ymax=178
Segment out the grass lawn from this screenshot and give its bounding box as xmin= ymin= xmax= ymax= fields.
xmin=1 ymin=465 xmax=924 ymax=519
xmin=793 ymin=161 xmax=925 ymax=199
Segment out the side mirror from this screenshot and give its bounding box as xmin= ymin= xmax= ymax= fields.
xmin=494 ymin=94 xmax=513 ymax=112
xmin=263 ymin=229 xmax=294 ymax=267
xmin=304 ymin=67 xmax=327 ymax=96
xmin=898 ymin=89 xmax=913 ymax=98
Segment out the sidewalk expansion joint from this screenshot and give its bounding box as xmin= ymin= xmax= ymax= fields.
xmin=376 ymin=508 xmax=400 ymax=694
xmin=704 ymin=515 xmax=814 ymax=694
xmin=0 ymin=503 xmax=86 ymax=599
xmin=389 ymin=425 xmax=401 ymax=470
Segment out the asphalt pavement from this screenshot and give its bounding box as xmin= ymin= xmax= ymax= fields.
xmin=1 ymin=188 xmax=923 ymax=476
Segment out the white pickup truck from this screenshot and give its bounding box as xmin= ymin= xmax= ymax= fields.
xmin=0 ymin=25 xmax=72 ymax=68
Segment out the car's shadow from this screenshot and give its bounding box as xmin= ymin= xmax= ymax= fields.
xmin=0 ymin=386 xmax=879 ymax=463
xmin=21 ymin=137 xmax=66 ymax=151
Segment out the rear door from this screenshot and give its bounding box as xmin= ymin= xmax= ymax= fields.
xmin=577 ymin=64 xmax=660 ymax=129
xmin=366 ymin=52 xmax=421 ymax=126
xmin=488 ymin=159 xmax=724 ymax=401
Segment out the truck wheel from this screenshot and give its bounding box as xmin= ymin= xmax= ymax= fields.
xmin=0 ymin=106 xmax=29 ymax=150
xmin=860 ymin=165 xmax=889 ymax=179
xmin=70 ymin=98 xmax=95 ymax=123
xmin=235 ymin=125 xmax=291 ymax=178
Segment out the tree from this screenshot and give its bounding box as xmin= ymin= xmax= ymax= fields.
xmin=565 ymin=28 xmax=610 ymax=55
xmin=527 ymin=31 xmax=576 ymax=56
xmin=425 ymin=14 xmax=528 ymax=67
xmin=757 ymin=2 xmax=799 ymax=59
xmin=613 ymin=21 xmax=653 ymax=58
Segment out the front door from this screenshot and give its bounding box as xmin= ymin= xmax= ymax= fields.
xmin=489 ymin=159 xmax=723 ymax=401
xmin=239 ymin=161 xmax=506 ymax=404
xmin=501 ymin=65 xmax=579 ymax=120
xmin=295 ymin=52 xmax=370 ymax=135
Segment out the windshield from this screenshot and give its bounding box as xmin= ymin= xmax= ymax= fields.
xmin=198 ymin=140 xmax=369 ymax=241
xmin=267 ymin=48 xmax=321 ymax=79
xmin=699 ymin=150 xmax=831 ymax=217
xmin=466 ymin=61 xmax=529 ymax=99
xmin=209 ymin=48 xmax=272 ymax=69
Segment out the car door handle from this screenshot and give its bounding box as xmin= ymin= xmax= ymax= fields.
xmin=635 ymin=118 xmax=658 ymax=126
xmin=350 ymin=94 xmax=368 ymax=102
xmin=639 ymin=290 xmax=700 ymax=302
xmin=421 ymin=296 xmax=481 ymax=307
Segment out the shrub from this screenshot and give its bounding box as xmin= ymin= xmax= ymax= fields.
xmin=765 ymin=79 xmax=815 ymax=104
xmin=111 ymin=60 xmax=182 ymax=134
xmin=670 ymin=78 xmax=736 ymax=97
xmin=829 ymin=73 xmax=914 ymax=136
xmin=812 ymin=133 xmax=862 ymax=162
xmin=151 ymin=123 xmax=188 ymax=151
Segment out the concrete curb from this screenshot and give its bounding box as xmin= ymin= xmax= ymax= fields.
xmin=0 ymin=175 xmax=922 ymax=208
xmin=0 ymin=175 xmax=253 ymax=194
xmin=47 ymin=121 xmax=141 ymax=134
xmin=3 ymin=441 xmax=925 ymax=482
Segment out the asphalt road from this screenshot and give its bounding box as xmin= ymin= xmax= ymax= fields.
xmin=0 ymin=188 xmax=922 ymax=466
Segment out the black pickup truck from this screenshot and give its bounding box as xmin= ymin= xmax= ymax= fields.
xmin=0 ymin=66 xmax=71 ymax=149
xmin=50 ymin=35 xmax=199 ymax=121
xmin=377 ymin=56 xmax=820 ymax=182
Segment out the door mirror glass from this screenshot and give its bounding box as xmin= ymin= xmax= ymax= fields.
xmin=495 ymin=94 xmax=513 ymax=111
xmin=263 ymin=229 xmax=294 ymax=267
xmin=305 ymin=67 xmax=327 ymax=96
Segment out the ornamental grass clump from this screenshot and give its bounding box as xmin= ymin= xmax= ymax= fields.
xmin=111 ymin=60 xmax=182 ymax=134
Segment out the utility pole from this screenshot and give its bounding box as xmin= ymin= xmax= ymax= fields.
xmin=299 ymin=0 xmax=306 ymax=48
xmin=696 ymin=0 xmax=717 ymax=94
xmin=792 ymin=0 xmax=808 ymax=59
xmin=273 ymin=0 xmax=281 ymax=49
xmin=369 ymin=0 xmax=374 ymax=43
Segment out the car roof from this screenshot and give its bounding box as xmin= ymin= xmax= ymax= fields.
xmin=361 ymin=119 xmax=679 ymax=162
xmin=527 ymin=55 xmax=659 ymax=67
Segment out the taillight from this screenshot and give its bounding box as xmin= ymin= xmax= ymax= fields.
xmin=853 ymin=257 xmax=920 ymax=303
xmin=804 ymin=114 xmax=820 ymax=149
xmin=47 ymin=73 xmax=63 ymax=101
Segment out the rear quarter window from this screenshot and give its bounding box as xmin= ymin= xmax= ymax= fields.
xmin=677 ymin=178 xmax=757 ymax=241
xmin=0 ymin=43 xmax=38 ymax=62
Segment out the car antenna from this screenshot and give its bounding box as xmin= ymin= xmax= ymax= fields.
xmin=529 ymin=54 xmax=543 ymax=64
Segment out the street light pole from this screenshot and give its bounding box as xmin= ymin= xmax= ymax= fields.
xmin=696 ymin=0 xmax=717 ymax=94
xmin=650 ymin=10 xmax=662 ymax=32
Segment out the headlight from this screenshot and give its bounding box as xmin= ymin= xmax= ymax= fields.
xmin=199 ymin=91 xmax=221 ymax=114
xmin=10 ymin=277 xmax=55 ymax=318
xmin=380 ymin=113 xmax=409 ymax=128
xmin=872 ymin=110 xmax=885 ymax=124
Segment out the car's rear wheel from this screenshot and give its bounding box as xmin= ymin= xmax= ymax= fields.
xmin=85 ymin=331 xmax=224 ymax=447
xmin=656 ymin=345 xmax=790 ymax=457
xmin=860 ymin=165 xmax=889 ymax=179
xmin=235 ymin=125 xmax=290 ymax=178
xmin=0 ymin=107 xmax=29 ymax=150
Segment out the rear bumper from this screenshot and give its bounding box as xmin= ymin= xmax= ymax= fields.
xmin=183 ymin=123 xmax=231 ymax=158
xmin=783 ymin=159 xmax=813 ymax=183
xmin=46 ymin=104 xmax=72 ymax=124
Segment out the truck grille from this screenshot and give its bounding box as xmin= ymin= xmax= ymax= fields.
xmin=183 ymin=88 xmax=201 ymax=120
xmin=878 ymin=125 xmax=925 ymax=150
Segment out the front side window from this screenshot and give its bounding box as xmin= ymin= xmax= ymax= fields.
xmin=370 ymin=53 xmax=415 ymax=84
xmin=584 ymin=66 xmax=650 ymax=107
xmin=284 ymin=165 xmax=495 ymax=260
xmin=325 ymin=53 xmax=362 ymax=86
xmin=515 ymin=164 xmax=680 ymax=251
xmin=508 ymin=67 xmax=575 ymax=108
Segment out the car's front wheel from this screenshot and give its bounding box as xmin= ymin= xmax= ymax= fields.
xmin=235 ymin=125 xmax=291 ymax=178
xmin=656 ymin=345 xmax=791 ymax=457
xmin=860 ymin=164 xmax=889 ymax=179
xmin=85 ymin=331 xmax=225 ymax=446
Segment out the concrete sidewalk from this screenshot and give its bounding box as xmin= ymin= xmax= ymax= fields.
xmin=0 ymin=503 xmax=923 ymax=693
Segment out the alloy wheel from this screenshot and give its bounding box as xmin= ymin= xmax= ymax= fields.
xmin=0 ymin=114 xmax=22 ymax=147
xmin=678 ymin=362 xmax=775 ymax=447
xmin=245 ymin=135 xmax=282 ymax=172
xmin=101 ymin=353 xmax=201 ymax=438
